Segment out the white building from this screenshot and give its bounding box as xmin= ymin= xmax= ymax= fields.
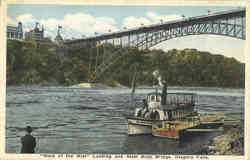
xmin=7 ymin=22 xmax=23 ymax=40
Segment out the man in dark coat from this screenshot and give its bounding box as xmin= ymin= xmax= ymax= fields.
xmin=21 ymin=126 xmax=36 ymax=153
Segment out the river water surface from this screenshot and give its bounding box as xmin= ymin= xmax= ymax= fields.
xmin=6 ymin=86 xmax=244 ymax=154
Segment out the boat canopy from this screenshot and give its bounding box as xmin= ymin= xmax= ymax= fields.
xmin=146 ymin=92 xmax=197 ymax=106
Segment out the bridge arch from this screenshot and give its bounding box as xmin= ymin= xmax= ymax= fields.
xmin=89 ymin=22 xmax=245 ymax=82
xmin=63 ymin=9 xmax=245 ymax=82
xmin=134 ymin=22 xmax=245 ymax=50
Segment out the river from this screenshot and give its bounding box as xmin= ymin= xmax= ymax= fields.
xmin=6 ymin=86 xmax=244 ymax=154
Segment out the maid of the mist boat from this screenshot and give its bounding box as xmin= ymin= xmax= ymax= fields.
xmin=127 ymin=81 xmax=201 ymax=140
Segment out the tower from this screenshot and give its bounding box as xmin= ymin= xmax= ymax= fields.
xmin=55 ymin=25 xmax=63 ymax=43
xmin=35 ymin=22 xmax=39 ymax=29
xmin=18 ymin=22 xmax=23 ymax=32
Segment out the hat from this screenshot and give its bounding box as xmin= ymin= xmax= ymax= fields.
xmin=26 ymin=126 xmax=32 ymax=133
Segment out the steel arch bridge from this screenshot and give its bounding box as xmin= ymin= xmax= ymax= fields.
xmin=64 ymin=9 xmax=246 ymax=82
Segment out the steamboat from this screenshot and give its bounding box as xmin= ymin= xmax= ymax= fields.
xmin=127 ymin=81 xmax=229 ymax=140
xmin=127 ymin=81 xmax=201 ymax=139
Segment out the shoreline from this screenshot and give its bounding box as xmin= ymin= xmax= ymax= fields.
xmin=200 ymin=116 xmax=244 ymax=155
xmin=6 ymin=83 xmax=245 ymax=90
xmin=69 ymin=82 xmax=127 ymax=89
xmin=69 ymin=83 xmax=244 ymax=90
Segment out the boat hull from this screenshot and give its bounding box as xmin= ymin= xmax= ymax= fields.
xmin=127 ymin=118 xmax=153 ymax=135
xmin=152 ymin=128 xmax=180 ymax=140
xmin=152 ymin=119 xmax=201 ymax=140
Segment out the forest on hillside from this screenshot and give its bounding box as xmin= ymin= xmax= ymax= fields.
xmin=6 ymin=40 xmax=245 ymax=88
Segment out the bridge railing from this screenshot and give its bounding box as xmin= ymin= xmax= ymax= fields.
xmin=64 ymin=8 xmax=245 ymax=45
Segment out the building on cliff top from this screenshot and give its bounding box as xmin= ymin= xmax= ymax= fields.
xmin=7 ymin=22 xmax=23 ymax=40
xmin=25 ymin=22 xmax=44 ymax=41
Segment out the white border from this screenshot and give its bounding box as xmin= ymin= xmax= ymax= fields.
xmin=0 ymin=0 xmax=249 ymax=160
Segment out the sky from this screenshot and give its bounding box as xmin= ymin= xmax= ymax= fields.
xmin=7 ymin=5 xmax=246 ymax=62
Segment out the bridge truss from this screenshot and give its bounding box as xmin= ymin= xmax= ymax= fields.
xmin=64 ymin=9 xmax=245 ymax=82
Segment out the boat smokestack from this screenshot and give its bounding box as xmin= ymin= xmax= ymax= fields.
xmin=161 ymin=80 xmax=167 ymax=105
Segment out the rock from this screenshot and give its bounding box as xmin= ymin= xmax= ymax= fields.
xmin=201 ymin=114 xmax=244 ymax=155
xmin=70 ymin=83 xmax=112 ymax=88
xmin=210 ymin=123 xmax=244 ymax=155
xmin=113 ymin=83 xmax=127 ymax=88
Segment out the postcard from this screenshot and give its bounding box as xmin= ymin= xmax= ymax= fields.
xmin=0 ymin=0 xmax=249 ymax=160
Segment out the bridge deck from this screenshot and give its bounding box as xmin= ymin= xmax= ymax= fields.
xmin=64 ymin=9 xmax=245 ymax=45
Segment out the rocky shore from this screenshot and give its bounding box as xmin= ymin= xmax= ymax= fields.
xmin=201 ymin=114 xmax=244 ymax=155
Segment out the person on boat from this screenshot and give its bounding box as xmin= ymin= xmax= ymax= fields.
xmin=141 ymin=99 xmax=149 ymax=118
xmin=21 ymin=126 xmax=36 ymax=153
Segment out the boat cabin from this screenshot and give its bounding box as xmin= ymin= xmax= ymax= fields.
xmin=144 ymin=92 xmax=197 ymax=120
xmin=146 ymin=92 xmax=196 ymax=108
xmin=147 ymin=93 xmax=162 ymax=109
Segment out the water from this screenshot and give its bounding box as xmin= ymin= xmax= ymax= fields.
xmin=6 ymin=86 xmax=244 ymax=154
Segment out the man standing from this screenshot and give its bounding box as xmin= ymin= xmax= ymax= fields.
xmin=21 ymin=126 xmax=36 ymax=153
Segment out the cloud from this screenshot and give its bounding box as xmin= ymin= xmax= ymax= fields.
xmin=14 ymin=14 xmax=38 ymax=33
xmin=16 ymin=14 xmax=34 ymax=24
xmin=14 ymin=11 xmax=181 ymax=40
xmin=60 ymin=13 xmax=118 ymax=38
xmin=15 ymin=13 xmax=119 ymax=40
xmin=146 ymin=11 xmax=182 ymax=23
xmin=7 ymin=17 xmax=16 ymax=25
xmin=122 ymin=12 xmax=182 ymax=29
xmin=122 ymin=16 xmax=151 ymax=29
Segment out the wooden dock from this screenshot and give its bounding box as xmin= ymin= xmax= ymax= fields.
xmin=185 ymin=128 xmax=224 ymax=132
xmin=152 ymin=113 xmax=241 ymax=139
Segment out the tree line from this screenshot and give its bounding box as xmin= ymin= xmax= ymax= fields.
xmin=6 ymin=40 xmax=245 ymax=88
